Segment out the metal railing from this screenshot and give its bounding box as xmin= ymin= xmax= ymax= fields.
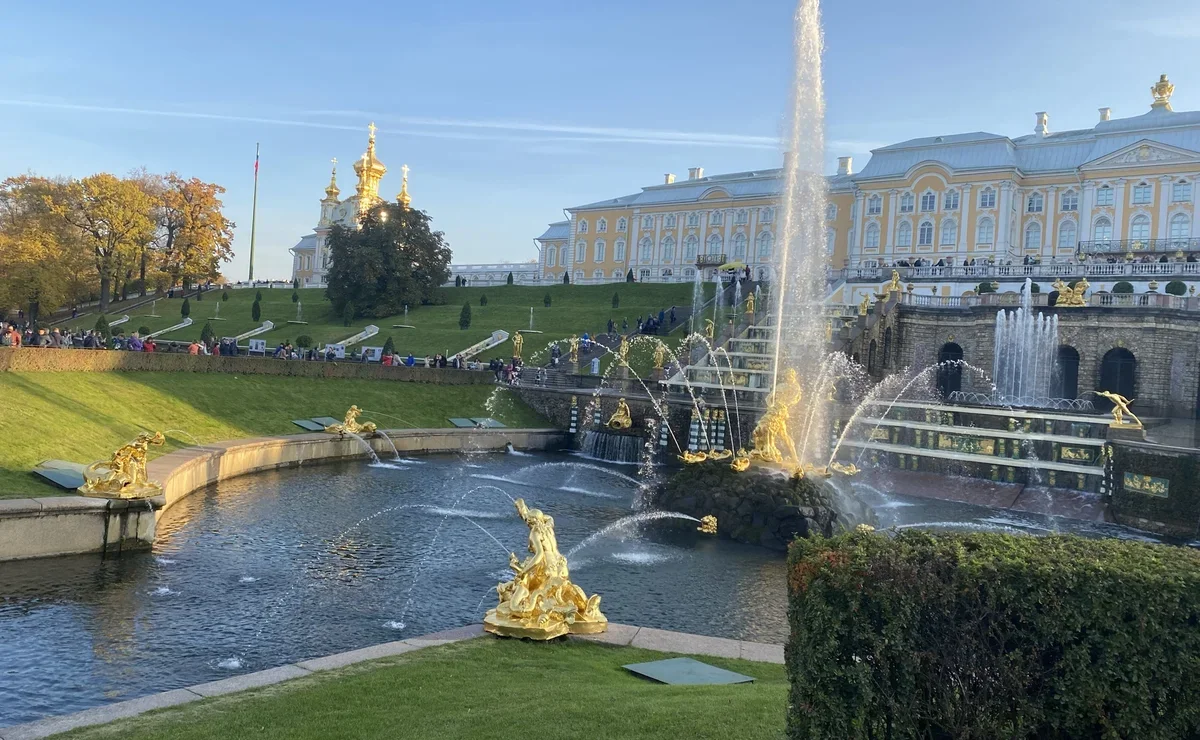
xmin=832 ymin=261 xmax=1200 ymax=283
xmin=1078 ymin=238 xmax=1200 ymax=255
xmin=695 ymin=253 xmax=728 ymax=267
xmin=900 ymin=291 xmax=1194 ymax=310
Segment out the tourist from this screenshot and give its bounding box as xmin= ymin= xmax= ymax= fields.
xmin=637 ymin=316 xmax=644 ymax=333
xmin=128 ymin=333 xmax=144 ymax=352
xmin=621 ymin=318 xmax=628 ymax=332
xmin=670 ymin=306 xmax=676 ymax=325
xmin=144 ymin=338 xmax=156 ymax=352
xmin=607 ymin=318 xmax=615 ymax=334
xmin=188 ymin=340 xmax=200 ymax=355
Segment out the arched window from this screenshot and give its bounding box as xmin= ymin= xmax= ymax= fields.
xmin=756 ymin=231 xmax=773 ymax=258
xmin=1060 ymin=190 xmax=1079 ymax=211
xmin=593 ymin=269 xmax=604 ymax=279
xmin=710 ymin=210 xmax=724 ymax=225
xmin=576 ymin=240 xmax=586 ymax=262
xmin=826 ymin=203 xmax=837 ymax=220
xmin=897 ymin=221 xmax=912 ymax=247
xmin=732 ymin=232 xmax=747 ymax=258
xmin=918 ymin=220 xmax=934 ymax=246
xmin=661 ymin=235 xmax=676 ymax=262
xmin=642 ymin=215 xmax=653 ymax=229
xmin=761 ymin=207 xmax=774 ymax=223
xmin=597 ymin=218 xmax=607 ymax=233
xmin=943 ymin=190 xmax=960 ymax=210
xmin=865 ymin=223 xmax=880 ymax=249
xmin=578 ymin=219 xmax=588 ymax=233
xmin=979 ymin=187 xmax=996 ymax=209
xmin=639 ymin=237 xmax=653 ymax=261
xmin=1170 ymin=213 xmax=1191 ymax=241
xmin=825 ymin=228 xmax=836 ymax=255
xmin=920 ymin=191 xmax=936 ymax=212
xmin=546 ymin=248 xmax=556 ymax=267
xmin=665 ymin=214 xmax=677 ymax=228
xmin=1094 ymin=216 xmax=1113 ymax=242
xmin=684 ymin=267 xmax=696 ymax=278
xmin=617 ymin=217 xmax=627 ymax=232
xmin=900 ymin=193 xmax=915 ymax=213
xmin=686 ymin=212 xmax=699 ymax=227
xmin=937 ymin=343 xmax=964 ymax=396
xmin=614 ymin=239 xmax=626 ymax=262
xmin=1096 ymin=185 xmax=1114 ymax=206
xmin=867 ymin=195 xmax=882 ymax=215
xmin=940 ymin=218 xmax=957 ymax=245
xmin=1026 ymin=192 xmax=1044 ymax=213
xmin=707 ymin=233 xmax=723 ymax=253
xmin=1130 ymin=214 xmax=1151 ymax=242
xmin=639 ymin=268 xmax=650 ymax=280
xmin=1057 ymin=221 xmax=1077 ymax=250
xmin=1024 ymin=222 xmax=1042 ymax=251
xmin=684 ymin=235 xmax=699 ymax=259
xmin=1053 ymin=346 xmax=1080 ymax=400
xmin=1100 ymin=348 xmax=1136 ymax=403
xmin=594 ymin=239 xmax=606 ymax=262
xmin=976 ymin=217 xmax=994 ymax=245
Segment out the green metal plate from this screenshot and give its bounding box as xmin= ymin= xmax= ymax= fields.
xmin=293 ymin=419 xmax=326 ymax=432
xmin=311 ymin=417 xmax=341 ymax=427
xmin=32 ymin=465 xmax=86 ymax=490
xmin=448 ymin=418 xmax=477 ymax=428
xmin=470 ymin=417 xmax=506 ymax=428
xmin=623 ymin=657 xmax=754 ymax=685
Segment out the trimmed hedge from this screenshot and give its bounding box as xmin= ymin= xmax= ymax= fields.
xmin=787 ymin=531 xmax=1200 ymax=739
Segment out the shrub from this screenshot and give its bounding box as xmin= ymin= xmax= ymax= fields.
xmin=342 ymin=302 xmax=354 ymax=327
xmin=612 ymin=292 xmax=620 ymax=309
xmin=543 ymin=293 xmax=552 ymax=308
xmin=455 ymin=276 xmax=463 ymax=288
xmin=251 ymin=299 xmax=261 ymax=323
xmin=787 ymin=531 xmax=1200 ymax=739
xmin=181 ymin=298 xmax=191 ymax=318
xmin=506 ymin=272 xmax=514 ymax=285
xmin=976 ymin=281 xmax=996 ymax=294
xmin=1029 ymin=282 xmax=1040 ymax=294
xmin=382 ymin=336 xmax=395 ymax=356
xmin=295 ymin=334 xmax=313 ymax=348
xmin=459 ymin=302 xmax=472 ymax=330
xmin=137 ymin=325 xmax=151 ymax=336
xmin=93 ymin=315 xmax=111 ymax=339
xmin=1113 ymin=280 xmax=1135 ymax=294
xmin=626 ymin=269 xmax=635 ymax=283
xmin=1166 ymin=280 xmax=1188 ymax=296
xmin=255 ymin=290 xmax=263 ymax=302
xmin=200 ymin=321 xmax=216 ymax=345
xmin=292 ymin=278 xmax=299 ymax=290
xmin=480 ymin=294 xmax=488 ymax=306
xmin=292 ymin=290 xmax=300 ymax=303
xmin=222 ymin=290 xmax=229 ymax=302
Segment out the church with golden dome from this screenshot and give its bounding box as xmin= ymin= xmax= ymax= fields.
xmin=289 ymin=123 xmax=411 ymax=287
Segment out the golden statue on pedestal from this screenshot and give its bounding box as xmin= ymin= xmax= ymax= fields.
xmin=886 ymin=270 xmax=902 ymax=294
xmin=858 ymin=295 xmax=870 ymax=316
xmin=679 ymin=449 xmax=708 ymax=464
xmin=704 ymin=319 xmax=715 ymax=342
xmin=1096 ymin=391 xmax=1143 ymax=429
xmin=617 ymin=336 xmax=630 ymax=365
xmin=484 ymin=498 xmax=606 ymax=640
xmin=512 ymin=332 xmax=524 ymax=360
xmin=1051 ymin=277 xmax=1089 ymax=307
xmin=607 ymin=398 xmax=633 ymax=430
xmin=745 ymin=292 xmax=755 ymax=314
xmin=324 ymin=405 xmax=377 ymax=436
xmin=79 ymin=432 xmax=166 ymax=499
xmin=746 ymin=368 xmax=803 ymax=465
xmin=652 ymin=342 xmax=667 ymax=370
xmin=568 ymin=336 xmax=580 ymax=363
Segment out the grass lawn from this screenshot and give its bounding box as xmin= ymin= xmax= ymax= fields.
xmin=62 ymin=284 xmax=700 ymax=360
xmin=53 ymin=639 xmax=786 ymax=740
xmin=0 ymin=372 xmax=544 ymax=499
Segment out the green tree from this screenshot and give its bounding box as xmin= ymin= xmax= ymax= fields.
xmin=93 ymin=314 xmax=110 ymax=339
xmin=255 ymin=290 xmax=263 ymax=302
xmin=1113 ymin=281 xmax=1135 ymax=294
xmin=325 ymin=203 xmax=453 ymax=318
xmin=563 ymin=272 xmax=570 ymax=285
xmin=626 ymin=269 xmax=635 ymax=283
xmin=1029 ymin=282 xmax=1041 ymax=294
xmin=382 ymin=336 xmax=395 ymax=356
xmin=251 ymin=298 xmax=261 ymax=322
xmin=506 ymin=272 xmax=514 ymax=285
xmin=181 ymin=297 xmax=191 ymax=318
xmin=976 ymin=281 xmax=997 ymax=294
xmin=137 ymin=324 xmax=151 ymax=336
xmin=459 ymin=302 xmax=472 ymax=330
xmin=342 ymin=301 xmax=354 ymax=326
xmin=543 ymin=293 xmax=552 ymax=307
xmin=480 ymin=293 xmax=488 ymax=306
xmin=292 ymin=290 xmax=300 ymax=303
xmin=200 ymin=321 xmax=216 ymax=345
xmin=293 ymin=278 xmax=299 ymax=290
xmin=612 ymin=291 xmax=620 ymax=309
xmin=222 ymin=289 xmax=229 ymax=301
xmin=1166 ymin=280 xmax=1188 ymax=296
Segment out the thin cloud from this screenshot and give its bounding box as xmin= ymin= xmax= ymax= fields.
xmin=1118 ymin=15 xmax=1200 ymax=39
xmin=0 ymin=99 xmax=778 ymax=149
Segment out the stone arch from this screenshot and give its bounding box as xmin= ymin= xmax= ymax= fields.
xmin=1098 ymin=347 xmax=1136 ymax=408
xmin=1053 ymin=345 xmax=1080 ymax=400
xmin=937 ymin=342 xmax=964 ymax=397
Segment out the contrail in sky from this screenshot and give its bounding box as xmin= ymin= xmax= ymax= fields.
xmin=0 ymin=99 xmax=780 ymax=150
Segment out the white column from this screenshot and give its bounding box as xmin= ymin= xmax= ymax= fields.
xmin=1080 ymin=182 xmax=1095 ymax=242
xmin=1192 ymin=176 xmax=1200 ymax=238
xmin=747 ymin=208 xmax=759 ymax=272
xmin=652 ymin=215 xmax=662 ymax=281
xmin=722 ymin=211 xmax=732 ymax=260
xmin=1157 ymin=176 xmax=1172 ymax=239
xmin=853 ymin=191 xmax=866 ymax=263
xmin=959 ymin=184 xmax=972 ymax=256
xmin=630 ymin=211 xmax=641 ymax=275
xmin=1114 ymin=180 xmax=1126 ymax=240
xmin=886 ymin=190 xmax=898 ymax=258
xmin=1045 ymin=187 xmax=1057 ymax=260
xmin=997 ymin=182 xmax=1013 ymax=253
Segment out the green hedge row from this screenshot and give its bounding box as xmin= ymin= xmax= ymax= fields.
xmin=787 ymin=531 xmax=1200 ymax=739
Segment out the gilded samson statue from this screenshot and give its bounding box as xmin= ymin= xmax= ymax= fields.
xmin=324 ymin=405 xmax=378 ymax=436
xmin=79 ymin=432 xmax=166 ymax=499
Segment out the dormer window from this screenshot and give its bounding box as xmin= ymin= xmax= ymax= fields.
xmin=1026 ymin=192 xmax=1043 ymax=213
xmin=642 ymin=215 xmax=653 ymax=229
xmin=617 ymin=217 xmax=627 ymax=231
xmin=1132 ymin=182 xmax=1152 ymax=205
xmin=867 ymin=195 xmax=882 ymax=215
xmin=597 ymin=218 xmax=608 ymax=233
xmin=665 ymin=214 xmax=677 ymax=228
xmin=899 ymin=193 xmax=915 ymax=213
xmin=710 ymin=210 xmax=724 ymax=225
xmin=919 ymin=191 xmax=936 ymax=212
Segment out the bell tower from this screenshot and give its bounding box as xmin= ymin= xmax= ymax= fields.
xmin=353 ymin=122 xmax=387 ymax=216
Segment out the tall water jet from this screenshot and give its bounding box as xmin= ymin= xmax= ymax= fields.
xmin=772 ymin=0 xmax=830 ymax=467
xmin=992 ymin=278 xmax=1059 ymax=406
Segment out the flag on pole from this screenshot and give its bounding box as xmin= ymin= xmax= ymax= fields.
xmin=254 ymin=151 xmax=259 ymax=176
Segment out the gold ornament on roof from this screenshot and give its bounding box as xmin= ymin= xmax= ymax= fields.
xmin=324 ymin=405 xmax=378 ymax=436
xmin=397 ymin=164 xmax=411 ymax=209
xmin=1151 ymin=74 xmax=1175 ymax=111
xmin=353 ymin=122 xmax=387 ymax=212
xmin=325 ymin=158 xmax=340 ymax=200
xmin=1096 ymin=391 xmax=1143 ymax=429
xmin=607 ymin=398 xmax=633 ymax=430
xmin=78 ymin=432 xmax=165 ymax=499
xmin=483 ymin=498 xmax=606 ymax=640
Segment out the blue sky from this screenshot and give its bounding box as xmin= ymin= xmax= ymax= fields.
xmin=2 ymin=0 xmax=1198 ymax=280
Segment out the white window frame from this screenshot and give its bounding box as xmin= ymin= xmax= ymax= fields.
xmin=919 ymin=191 xmax=936 ymax=212
xmin=661 ymin=235 xmax=675 ymax=262
xmin=1173 ymin=180 xmax=1192 ymax=203
xmin=576 ymin=240 xmax=586 ymax=262
xmin=1132 ymin=182 xmax=1152 ymax=205
xmin=756 ymin=231 xmax=772 ymax=257
xmin=825 ymin=228 xmax=836 ymax=255
xmin=546 ymin=248 xmax=556 ymax=267
xmin=686 ymin=212 xmax=699 ymax=227
xmin=976 ymin=217 xmax=994 ymax=245
xmin=979 ymin=187 xmax=996 ymax=209
xmin=597 ymin=218 xmax=607 ymax=233
xmin=943 ymin=190 xmax=960 ymax=211
xmin=1060 ymin=190 xmax=1078 ymax=212
xmin=865 ymin=223 xmax=880 ymax=249
xmin=710 ymin=210 xmax=724 ymax=225
xmin=1170 ymin=212 xmax=1191 ymax=241
xmin=1057 ymin=221 xmax=1077 ymax=251
xmin=1024 ymin=222 xmax=1042 ymax=251
xmin=761 ymin=207 xmax=774 ymax=223
xmin=665 ymin=214 xmax=677 ymax=228
xmin=1129 ymin=214 xmax=1151 ymax=241
xmin=1026 ymin=192 xmax=1044 ymax=213
xmin=614 ymin=239 xmax=626 ymax=262
xmin=917 ymin=220 xmax=934 ymax=246
xmin=559 ymin=245 xmax=569 ymax=265
xmin=578 ymin=219 xmax=588 ymax=233
xmin=1096 ymin=186 xmax=1114 ymax=207
xmin=900 ymin=193 xmax=915 ymax=213
xmin=896 ymin=221 xmax=912 ymax=247
xmin=617 ymin=217 xmax=627 ymax=232
xmin=735 ymin=209 xmax=748 ymax=225
xmin=826 ymin=203 xmax=838 ymax=220
xmin=1093 ymin=216 xmax=1113 ymax=242
xmin=642 ymin=215 xmax=653 ymax=229
xmin=940 ymin=218 xmax=957 ymax=246
xmin=639 ymin=237 xmax=653 ymax=261
xmin=594 ymin=239 xmax=606 ymax=262
xmin=684 ymin=235 xmax=698 ymax=259
xmin=867 ymin=195 xmax=882 ymax=215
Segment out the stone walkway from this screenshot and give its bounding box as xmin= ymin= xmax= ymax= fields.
xmin=0 ymin=624 xmax=783 ymax=740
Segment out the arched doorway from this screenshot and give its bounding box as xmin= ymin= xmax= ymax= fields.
xmin=1053 ymin=345 xmax=1080 ymax=400
xmin=937 ymin=342 xmax=964 ymax=397
xmin=1098 ymin=348 xmax=1136 ymax=407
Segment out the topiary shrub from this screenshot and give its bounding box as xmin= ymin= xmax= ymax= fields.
xmin=459 ymin=302 xmax=472 ymax=330
xmin=255 ymin=290 xmax=263 ymax=302
xmin=543 ymin=293 xmax=552 ymax=308
xmin=295 ymin=334 xmax=312 ymax=348
xmin=563 ymin=272 xmax=571 ymax=285
xmin=137 ymin=325 xmax=151 ymax=336
xmin=181 ymin=298 xmax=191 ymax=318
xmin=94 ymin=315 xmax=111 ymax=339
xmin=612 ymin=292 xmax=620 ymax=309
xmin=787 ymin=530 xmax=1200 ymax=739
xmin=222 ymin=290 xmax=229 ymax=302
xmin=1113 ymin=281 xmax=1135 ymax=294
xmin=342 ymin=302 xmax=354 ymax=327
xmin=975 ymin=281 xmax=996 ymax=294
xmin=251 ymin=299 xmax=261 ymax=322
xmin=1166 ymin=280 xmax=1188 ymax=296
xmin=480 ymin=294 xmax=488 ymax=306
xmin=506 ymin=272 xmax=514 ymax=285
xmin=200 ymin=321 xmax=216 ymax=345
xmin=382 ymin=336 xmax=395 ymax=356
xmin=1029 ymin=282 xmax=1041 ymax=294
xmin=292 ymin=290 xmax=300 ymax=303
xmin=626 ymin=269 xmax=635 ymax=283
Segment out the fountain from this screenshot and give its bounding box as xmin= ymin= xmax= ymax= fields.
xmin=991 ymin=278 xmax=1059 ymax=407
xmin=78 ymin=432 xmax=166 ymax=499
xmin=289 ymin=300 xmax=308 ymax=325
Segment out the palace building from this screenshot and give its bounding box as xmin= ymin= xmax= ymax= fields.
xmin=535 ymin=76 xmax=1200 ymax=295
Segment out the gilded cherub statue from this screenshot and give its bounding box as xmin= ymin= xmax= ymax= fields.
xmin=858 ymin=295 xmax=870 ymax=316
xmin=484 ymin=498 xmax=606 ymax=640
xmin=652 ymin=341 xmax=667 ymax=370
xmin=512 ymin=331 xmax=524 ymax=359
xmin=704 ymin=319 xmax=715 ymax=341
xmin=1052 ymin=277 xmax=1089 ymax=307
xmin=607 ymin=398 xmax=633 ymax=430
xmin=79 ymin=431 xmax=166 ymax=499
xmin=568 ymin=335 xmax=580 ymax=363
xmin=886 ymin=270 xmax=902 ymax=294
xmin=745 ymin=292 xmax=755 ymax=314
xmin=1096 ymin=391 xmax=1143 ymax=429
xmin=324 ymin=405 xmax=378 ymax=436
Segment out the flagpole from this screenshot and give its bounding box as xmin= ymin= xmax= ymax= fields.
xmin=248 ymin=142 xmax=260 ymax=282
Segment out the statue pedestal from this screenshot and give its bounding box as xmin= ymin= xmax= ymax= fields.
xmin=1107 ymin=425 xmax=1146 ymax=442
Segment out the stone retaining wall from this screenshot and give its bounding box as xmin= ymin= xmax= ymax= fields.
xmin=0 ymin=347 xmax=491 ymax=384
xmin=0 ymin=428 xmax=566 ymax=561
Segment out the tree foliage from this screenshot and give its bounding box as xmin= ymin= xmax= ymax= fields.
xmin=93 ymin=314 xmax=111 ymax=339
xmin=325 ymin=203 xmax=452 ymax=320
xmin=506 ymin=272 xmax=514 ymax=285
xmin=1166 ymin=280 xmax=1188 ymax=296
xmin=1113 ymin=281 xmax=1135 ymax=294
xmin=251 ymin=298 xmax=261 ymax=323
xmin=382 ymin=336 xmax=395 ymax=356
xmin=480 ymin=294 xmax=488 ymax=306
xmin=152 ymin=173 xmax=235 ymax=293
xmin=612 ymin=291 xmax=620 ymax=309
xmin=459 ymin=302 xmax=471 ymax=330
xmin=0 ymin=176 xmax=89 ymax=324
xmin=181 ymin=297 xmax=191 ymax=318
xmin=200 ymin=321 xmax=216 ymax=345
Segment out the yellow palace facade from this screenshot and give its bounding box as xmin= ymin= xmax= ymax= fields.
xmin=535 ymin=76 xmax=1200 ymax=291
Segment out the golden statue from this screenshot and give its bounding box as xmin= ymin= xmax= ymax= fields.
xmin=1151 ymin=73 xmax=1175 ymax=110
xmin=607 ymin=398 xmax=633 ymax=430
xmin=652 ymin=342 xmax=667 ymax=370
xmin=1096 ymin=391 xmax=1143 ymax=429
xmin=568 ymin=335 xmax=580 ymax=363
xmin=484 ymin=498 xmax=606 ymax=640
xmin=858 ymin=295 xmax=870 ymax=316
xmin=745 ymin=292 xmax=755 ymax=314
xmin=748 ymin=369 xmax=803 ymax=464
xmin=512 ymin=331 xmax=524 ymax=359
xmin=617 ymin=336 xmax=630 ymax=365
xmin=729 ymin=455 xmax=750 ymax=472
xmin=825 ymin=321 xmax=833 ymax=342
xmin=1052 ymin=277 xmax=1089 ymax=307
xmin=707 ymin=448 xmax=733 ymax=461
xmin=324 ymin=405 xmax=378 ymax=436
xmin=829 ymin=461 xmax=861 ymax=476
xmin=79 ymin=432 xmax=166 ymax=499
xmin=886 ymin=270 xmax=902 ymax=294
xmin=697 ymin=515 xmax=718 ymax=534
xmin=679 ymin=450 xmax=709 ymax=464
xmin=704 ymin=319 xmax=715 ymax=342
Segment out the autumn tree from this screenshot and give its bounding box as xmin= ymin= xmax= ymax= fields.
xmin=152 ymin=174 xmax=235 ymax=294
